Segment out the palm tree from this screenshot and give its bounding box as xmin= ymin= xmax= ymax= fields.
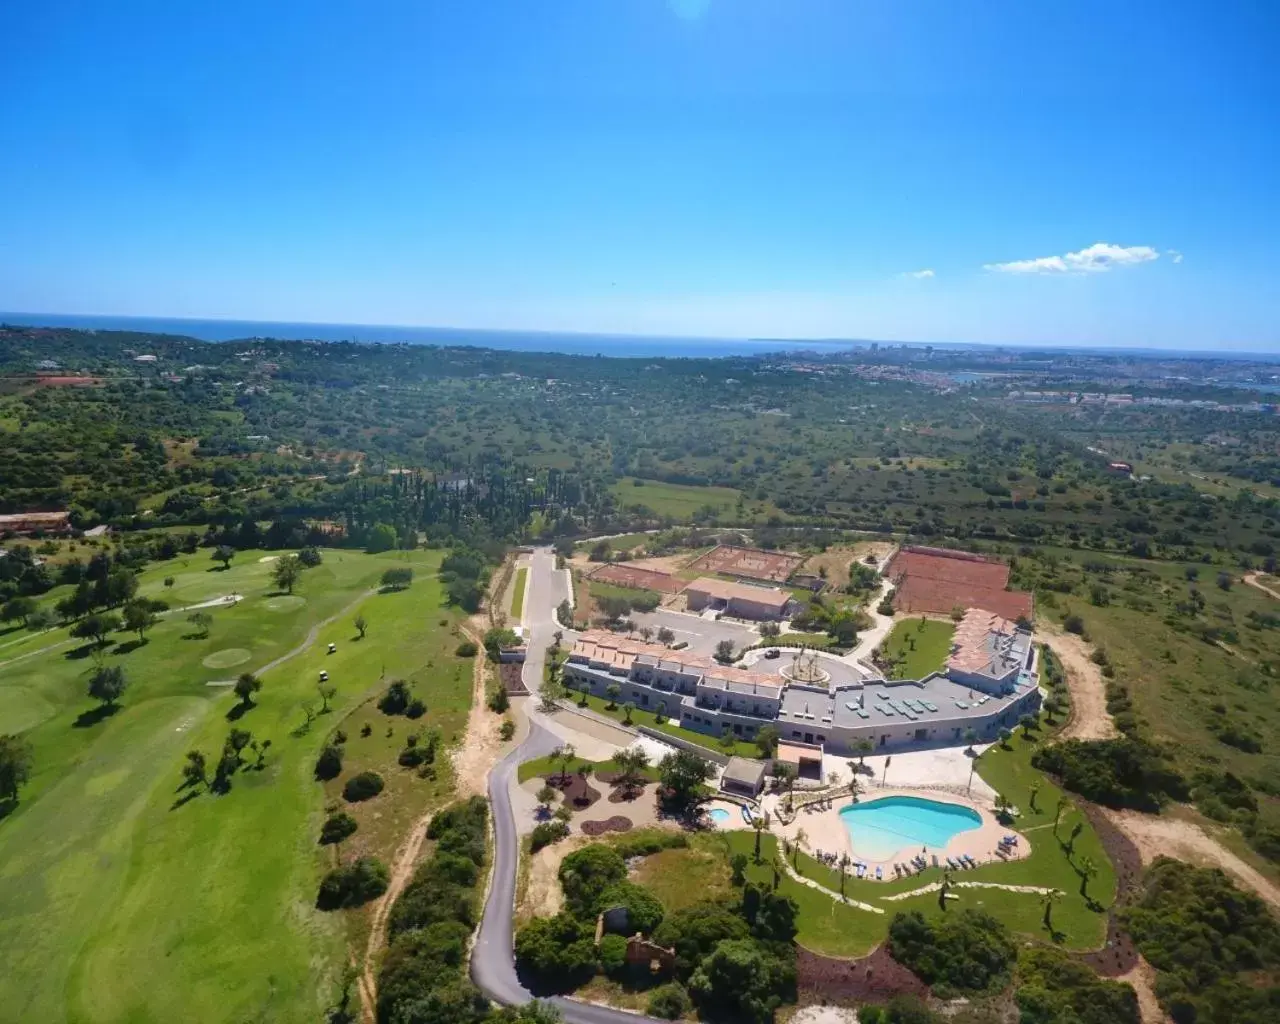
xmin=847 ymin=775 xmax=861 ymax=803
xmin=1053 ymin=797 xmax=1069 ymax=837
xmin=622 ymin=701 xmax=635 ymax=726
xmin=793 ymin=828 xmax=807 ymax=869
xmin=854 ymin=737 xmax=874 ymax=768
xmin=838 ymin=853 xmax=851 ymax=897
xmin=962 ymin=727 xmax=979 ymax=754
xmin=1028 ymin=780 xmax=1041 ymax=813
xmin=1040 ymin=888 xmax=1064 ymax=930
xmin=966 ymin=749 xmax=979 ymax=793
xmin=1019 ymin=713 xmax=1038 ymax=739
xmin=771 ymin=852 xmax=785 ymax=891
xmin=1078 ymin=855 xmax=1098 ymax=898
xmin=882 ymin=755 xmax=892 ymax=788
xmin=998 ymin=726 xmax=1013 ymax=750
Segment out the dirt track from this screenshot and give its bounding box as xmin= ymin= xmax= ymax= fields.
xmin=1244 ymin=572 xmax=1280 ymax=601
xmin=357 ymin=620 xmax=498 ymax=1022
xmin=1038 ymin=622 xmax=1117 ymax=742
xmin=1101 ymin=807 xmax=1280 ymax=912
xmin=1118 ymin=956 xmax=1170 ymax=1024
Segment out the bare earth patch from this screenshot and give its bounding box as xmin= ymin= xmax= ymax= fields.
xmin=450 ymin=621 xmax=507 ymax=798
xmin=617 ymin=552 xmax=697 ymax=575
xmin=1039 ymin=622 xmax=1116 ymax=742
xmin=800 ymin=542 xmax=896 ymax=590
xmin=1102 ymin=807 xmax=1280 ymax=911
xmin=1117 ymin=955 xmax=1171 ymax=1024
xmin=1244 ymin=572 xmax=1280 ymax=601
xmin=520 ymin=834 xmax=594 ymax=922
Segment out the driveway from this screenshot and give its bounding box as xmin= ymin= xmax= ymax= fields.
xmin=471 ymin=545 xmax=666 ymax=1023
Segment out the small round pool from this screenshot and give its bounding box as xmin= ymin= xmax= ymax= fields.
xmin=839 ymin=795 xmax=982 ymax=861
xmin=708 ymin=807 xmax=731 ymax=825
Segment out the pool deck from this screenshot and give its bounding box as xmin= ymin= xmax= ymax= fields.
xmin=769 ymin=787 xmax=1029 ymax=877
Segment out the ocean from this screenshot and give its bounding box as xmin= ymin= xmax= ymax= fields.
xmin=0 ymin=312 xmax=858 ymax=359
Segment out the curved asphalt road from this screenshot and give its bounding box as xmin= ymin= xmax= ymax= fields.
xmin=471 ymin=548 xmax=664 ymax=1023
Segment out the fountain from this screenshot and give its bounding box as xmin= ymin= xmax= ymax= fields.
xmin=780 ymin=646 xmax=830 ymax=685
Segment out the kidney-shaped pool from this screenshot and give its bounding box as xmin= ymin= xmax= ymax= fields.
xmin=839 ymin=795 xmax=983 ymax=861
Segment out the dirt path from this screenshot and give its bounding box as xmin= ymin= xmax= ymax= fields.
xmin=356 ymin=809 xmax=437 ymax=1022
xmin=357 ymin=620 xmax=503 ymax=1022
xmin=1118 ymin=956 xmax=1170 ymax=1024
xmin=1038 ymin=622 xmax=1116 ymax=742
xmin=1244 ymin=572 xmax=1280 ymax=601
xmin=1102 ymin=807 xmax=1280 ymax=911
xmin=449 ymin=621 xmax=507 ymax=799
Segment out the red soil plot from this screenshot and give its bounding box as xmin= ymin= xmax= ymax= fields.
xmin=887 ymin=546 xmax=1033 ymax=622
xmin=587 ymin=563 xmax=684 ymax=594
xmin=686 ymin=544 xmax=805 ymax=584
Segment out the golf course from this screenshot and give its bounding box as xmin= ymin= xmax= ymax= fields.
xmin=0 ymin=547 xmax=472 ymax=1023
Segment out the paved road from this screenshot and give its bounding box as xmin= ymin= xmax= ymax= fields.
xmin=471 ymin=547 xmax=665 ymax=1023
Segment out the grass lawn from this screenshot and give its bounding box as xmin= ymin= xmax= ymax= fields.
xmin=712 ymin=718 xmax=1115 ymax=956
xmin=567 ymin=689 xmax=762 ymax=759
xmin=516 ymin=752 xmax=660 ymax=785
xmin=882 ymin=618 xmax=955 ymax=678
xmin=630 ymin=835 xmax=733 ymax=912
xmin=510 ymin=566 xmax=529 ymax=618
xmin=0 ymin=548 xmax=465 ymax=1023
xmin=610 ymin=478 xmax=745 ymax=518
xmin=588 ymin=581 xmax=661 ymax=603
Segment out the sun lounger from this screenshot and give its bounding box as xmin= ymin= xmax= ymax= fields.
xmin=875 ymin=866 xmax=883 ymax=880
xmin=856 ymin=863 xmax=865 ymax=878
xmin=962 ymin=854 xmax=976 ymax=867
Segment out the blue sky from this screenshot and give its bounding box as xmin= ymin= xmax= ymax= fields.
xmin=1 ymin=1 xmax=1277 ymax=349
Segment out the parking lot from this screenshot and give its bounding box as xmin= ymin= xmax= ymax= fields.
xmin=627 ymin=608 xmax=758 ymax=658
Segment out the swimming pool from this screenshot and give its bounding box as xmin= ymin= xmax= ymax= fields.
xmin=838 ymin=795 xmax=982 ymax=861
xmin=708 ymin=807 xmax=731 ymax=825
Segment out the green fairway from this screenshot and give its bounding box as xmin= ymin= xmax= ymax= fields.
xmin=510 ymin=566 xmax=528 ymax=618
xmin=0 ymin=548 xmax=466 ymax=1023
xmin=882 ymin=617 xmax=955 ymax=678
xmin=610 ymin=477 xmax=745 ymax=517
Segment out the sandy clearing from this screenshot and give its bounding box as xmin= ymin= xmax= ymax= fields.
xmin=451 ymin=622 xmax=509 ymax=799
xmin=790 ymin=1007 xmax=859 ymax=1024
xmin=1244 ymin=572 xmax=1280 ymax=601
xmin=616 ymin=552 xmax=697 ymax=576
xmin=258 ymin=555 xmax=279 ymax=563
xmin=1118 ymin=956 xmax=1171 ymax=1024
xmin=800 ymin=542 xmax=896 ymax=590
xmin=1038 ymin=622 xmax=1116 ymax=742
xmin=1102 ymin=807 xmax=1280 ymax=911
xmin=520 ymin=833 xmax=595 ymax=922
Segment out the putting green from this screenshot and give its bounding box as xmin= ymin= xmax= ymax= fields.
xmin=264 ymin=595 xmax=307 ymax=612
xmin=201 ymin=648 xmax=252 ymax=669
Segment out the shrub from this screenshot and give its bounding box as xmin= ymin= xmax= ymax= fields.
xmin=598 ymin=932 xmax=628 ymax=976
xmin=317 ymin=857 xmax=388 ymax=910
xmin=558 ymin=844 xmax=627 ymax=917
xmin=599 ymin=880 xmax=665 ymax=934
xmin=319 ymin=811 xmax=358 ymax=845
xmin=514 ymin=913 xmax=598 ymax=991
xmin=379 ymin=680 xmax=412 ymax=715
xmin=647 ymin=982 xmax=693 ymax=1020
xmin=405 ymin=698 xmax=427 ymax=720
xmin=499 ymin=719 xmax=516 ymax=741
xmin=381 ymin=566 xmax=414 ymax=589
xmin=343 ymin=771 xmax=385 ymax=803
xmin=455 ymin=640 xmax=478 ymax=658
xmin=530 ymin=820 xmax=570 ymax=852
xmin=314 ymin=743 xmax=343 ymax=781
xmin=1032 ymin=737 xmax=1187 ymax=811
xmin=886 ymin=909 xmax=1017 ymax=994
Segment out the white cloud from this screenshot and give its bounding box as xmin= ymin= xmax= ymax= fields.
xmin=1166 ymin=248 xmax=1184 ymax=264
xmin=901 ymin=268 xmax=935 ymax=279
xmin=985 ymin=242 xmax=1162 ymax=275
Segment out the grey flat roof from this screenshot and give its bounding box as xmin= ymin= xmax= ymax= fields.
xmin=722 ymin=756 xmax=767 ymax=786
xmin=830 ymin=674 xmax=1027 ymax=728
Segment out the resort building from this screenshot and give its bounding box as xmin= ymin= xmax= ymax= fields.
xmin=563 ymin=627 xmax=1042 ymax=758
xmin=946 ymin=608 xmax=1037 ymax=695
xmin=684 ymin=577 xmax=793 ymax=620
